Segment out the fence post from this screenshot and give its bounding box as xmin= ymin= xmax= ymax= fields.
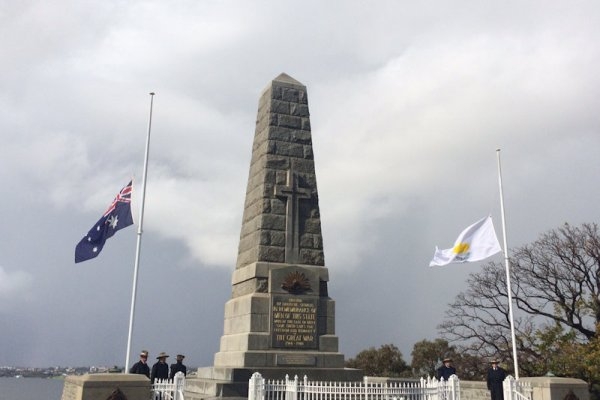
xmin=249 ymin=372 xmax=265 ymax=400
xmin=284 ymin=374 xmax=298 ymax=400
xmin=447 ymin=375 xmax=459 ymax=400
xmin=290 ymin=375 xmax=298 ymax=400
xmin=503 ymin=375 xmax=515 ymax=400
xmin=173 ymin=372 xmax=185 ymax=400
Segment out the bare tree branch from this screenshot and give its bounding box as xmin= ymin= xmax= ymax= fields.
xmin=438 ymin=222 xmax=600 ymax=375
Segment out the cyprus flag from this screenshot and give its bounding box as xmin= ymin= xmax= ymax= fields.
xmin=429 ymin=215 xmax=502 ymax=267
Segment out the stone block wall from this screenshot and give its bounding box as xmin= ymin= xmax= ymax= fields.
xmin=61 ymin=374 xmax=150 ymax=400
xmin=460 ymin=380 xmax=490 ymax=400
xmin=236 ymin=73 xmax=325 ymax=270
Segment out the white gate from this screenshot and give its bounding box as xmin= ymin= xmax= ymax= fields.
xmin=151 ymin=371 xmax=186 ymax=400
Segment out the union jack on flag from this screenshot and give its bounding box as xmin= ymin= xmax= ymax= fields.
xmin=102 ymin=181 xmax=132 ymax=217
xmin=75 ymin=181 xmax=134 ymax=263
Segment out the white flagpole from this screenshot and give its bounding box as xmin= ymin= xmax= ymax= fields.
xmin=125 ymin=92 xmax=155 ymax=371
xmin=496 ymin=148 xmax=519 ymax=379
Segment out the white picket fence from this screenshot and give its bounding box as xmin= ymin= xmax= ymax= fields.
xmin=503 ymin=376 xmax=533 ymax=400
xmin=149 ymin=371 xmax=532 ymax=400
xmin=248 ymin=373 xmax=460 ymax=400
xmin=151 ymin=371 xmax=186 ymax=400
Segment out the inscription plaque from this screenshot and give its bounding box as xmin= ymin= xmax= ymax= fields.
xmin=272 ymin=295 xmax=318 ymax=349
xmin=276 ymin=354 xmax=317 ymax=366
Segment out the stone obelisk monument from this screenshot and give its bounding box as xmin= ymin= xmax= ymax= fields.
xmin=186 ymin=73 xmax=361 ymax=400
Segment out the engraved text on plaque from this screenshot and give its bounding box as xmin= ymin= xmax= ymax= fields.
xmin=272 ymin=295 xmax=318 ymax=349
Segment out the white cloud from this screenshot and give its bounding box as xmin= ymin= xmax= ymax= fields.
xmin=308 ymin=26 xmax=600 ymax=268
xmin=1 ymin=0 xmax=600 ymax=367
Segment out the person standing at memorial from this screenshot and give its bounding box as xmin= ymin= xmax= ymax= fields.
xmin=487 ymin=359 xmax=507 ymax=400
xmin=129 ymin=350 xmax=150 ymax=378
xmin=170 ymin=354 xmax=187 ymax=379
xmin=436 ymin=357 xmax=456 ymax=380
xmin=151 ymin=352 xmax=170 ymax=383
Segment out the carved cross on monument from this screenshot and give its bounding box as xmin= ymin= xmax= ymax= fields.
xmin=275 ymin=168 xmax=311 ymax=264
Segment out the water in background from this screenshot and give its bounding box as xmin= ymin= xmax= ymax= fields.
xmin=0 ymin=377 xmax=64 ymax=400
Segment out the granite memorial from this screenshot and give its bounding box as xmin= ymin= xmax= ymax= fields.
xmin=185 ymin=73 xmax=362 ymax=399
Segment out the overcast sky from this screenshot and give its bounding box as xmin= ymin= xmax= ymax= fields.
xmin=1 ymin=1 xmax=599 ymax=369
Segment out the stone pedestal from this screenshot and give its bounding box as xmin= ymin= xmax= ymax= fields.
xmin=520 ymin=377 xmax=589 ymax=400
xmin=213 ymin=262 xmax=343 ymax=369
xmin=61 ymin=374 xmax=150 ymax=400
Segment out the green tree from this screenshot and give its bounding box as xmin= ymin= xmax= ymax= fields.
xmin=456 ymin=352 xmax=489 ymax=380
xmin=345 ymin=344 xmax=410 ymax=377
xmin=410 ymin=339 xmax=458 ymax=378
xmin=410 ymin=339 xmax=487 ymax=380
xmin=577 ymin=324 xmax=600 ymax=397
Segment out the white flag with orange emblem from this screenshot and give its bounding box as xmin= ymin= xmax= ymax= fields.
xmin=429 ymin=216 xmax=502 ymax=267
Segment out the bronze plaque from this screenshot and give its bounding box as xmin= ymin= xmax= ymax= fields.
xmin=271 ymin=295 xmax=318 ymax=349
xmin=276 ymin=354 xmax=317 ymax=366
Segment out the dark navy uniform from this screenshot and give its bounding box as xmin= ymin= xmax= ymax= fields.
xmin=437 ymin=364 xmax=456 ymax=380
xmin=151 ymin=353 xmax=170 ymax=383
xmin=487 ymin=363 xmax=507 ymax=400
xmin=170 ymin=361 xmax=187 ymax=379
xmin=129 ymin=361 xmax=150 ymax=378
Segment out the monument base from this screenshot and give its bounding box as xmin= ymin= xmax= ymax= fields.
xmin=185 ymin=367 xmax=364 ymax=400
xmin=61 ymin=373 xmax=150 ymax=400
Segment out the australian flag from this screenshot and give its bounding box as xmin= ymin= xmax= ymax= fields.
xmin=75 ymin=181 xmax=134 ymax=263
